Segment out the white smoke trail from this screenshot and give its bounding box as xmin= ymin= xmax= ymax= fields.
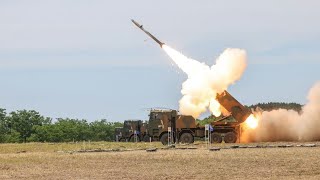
xmin=162 ymin=45 xmax=247 ymax=118
xmin=243 ymin=82 xmax=320 ymax=142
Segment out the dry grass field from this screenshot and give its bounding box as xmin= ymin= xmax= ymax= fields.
xmin=0 ymin=142 xmax=320 ymax=179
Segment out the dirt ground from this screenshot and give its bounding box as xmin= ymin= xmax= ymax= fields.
xmin=1 ymin=143 xmax=320 ymax=179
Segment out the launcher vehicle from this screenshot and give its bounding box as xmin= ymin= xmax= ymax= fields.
xmin=115 ymin=90 xmax=252 ymax=145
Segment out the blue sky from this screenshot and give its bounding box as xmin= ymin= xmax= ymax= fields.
xmin=0 ymin=1 xmax=319 ymax=121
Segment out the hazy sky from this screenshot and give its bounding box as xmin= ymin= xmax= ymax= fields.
xmin=0 ymin=1 xmax=319 ymax=121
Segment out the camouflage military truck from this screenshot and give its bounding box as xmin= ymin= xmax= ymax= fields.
xmin=114 ymin=120 xmax=147 ymax=142
xmin=114 ymin=90 xmax=251 ymax=145
xmin=145 ymin=109 xmax=204 ymax=145
xmin=145 ymin=90 xmax=252 ymax=145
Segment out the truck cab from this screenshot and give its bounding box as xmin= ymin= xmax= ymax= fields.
xmin=147 ymin=109 xmax=200 ymax=145
xmin=114 ymin=127 xmax=123 ymax=142
xmin=147 ymin=109 xmax=177 ymax=142
xmin=118 ymin=120 xmax=145 ymax=142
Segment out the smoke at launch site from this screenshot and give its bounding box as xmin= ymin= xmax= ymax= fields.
xmin=162 ymin=44 xmax=320 ymax=142
xmin=242 ymin=82 xmax=320 ymax=142
xmin=162 ymin=45 xmax=247 ymax=118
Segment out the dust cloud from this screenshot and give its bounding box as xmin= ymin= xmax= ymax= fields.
xmin=242 ymin=82 xmax=320 ymax=142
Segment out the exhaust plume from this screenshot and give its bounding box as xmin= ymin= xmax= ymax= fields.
xmin=242 ymin=82 xmax=320 ymax=142
xmin=162 ymin=45 xmax=247 ymax=118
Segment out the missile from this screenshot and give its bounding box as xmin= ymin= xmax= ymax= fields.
xmin=131 ymin=19 xmax=164 ymax=47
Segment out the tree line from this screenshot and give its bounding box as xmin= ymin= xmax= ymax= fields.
xmin=247 ymin=102 xmax=302 ymax=112
xmin=0 ymin=108 xmax=122 ymax=143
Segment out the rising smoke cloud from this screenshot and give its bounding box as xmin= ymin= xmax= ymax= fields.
xmin=162 ymin=45 xmax=247 ymax=118
xmin=243 ymin=82 xmax=320 ymax=142
xmin=162 ymin=44 xmax=320 ymax=142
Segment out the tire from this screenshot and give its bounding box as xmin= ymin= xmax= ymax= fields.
xmin=224 ymin=132 xmax=237 ymax=143
xmin=129 ymin=135 xmax=140 ymax=142
xmin=211 ymin=133 xmax=222 ymax=143
xmin=179 ymin=132 xmax=194 ymax=144
xmin=160 ymin=133 xmax=170 ymax=145
xmin=143 ymin=135 xmax=151 ymax=142
xmin=119 ymin=137 xmax=126 ymax=142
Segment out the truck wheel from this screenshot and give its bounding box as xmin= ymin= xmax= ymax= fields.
xmin=224 ymin=132 xmax=237 ymax=143
xmin=211 ymin=133 xmax=222 ymax=143
xmin=160 ymin=133 xmax=170 ymax=145
xmin=119 ymin=138 xmax=126 ymax=142
xmin=179 ymin=132 xmax=194 ymax=144
xmin=143 ymin=135 xmax=151 ymax=142
xmin=129 ymin=135 xmax=140 ymax=142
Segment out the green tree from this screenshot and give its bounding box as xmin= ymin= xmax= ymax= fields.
xmin=7 ymin=110 xmax=51 ymax=142
xmin=0 ymin=108 xmax=5 ymax=121
xmin=248 ymin=102 xmax=302 ymax=112
xmin=32 ymin=124 xmax=63 ymax=142
xmin=0 ymin=109 xmax=8 ymax=142
xmin=31 ymin=118 xmax=123 ymax=142
xmin=52 ymin=118 xmax=91 ymax=142
xmin=90 ymin=119 xmax=120 ymax=141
